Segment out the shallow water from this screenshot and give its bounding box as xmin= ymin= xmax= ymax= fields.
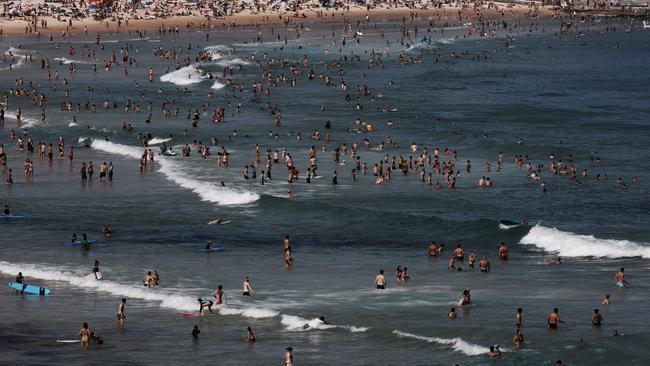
xmin=1 ymin=17 xmax=650 ymax=365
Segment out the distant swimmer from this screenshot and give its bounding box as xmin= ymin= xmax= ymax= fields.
xmin=547 ymin=256 xmax=562 ymax=265
xmin=117 ymin=298 xmax=126 ymax=324
xmin=213 ymin=285 xmax=226 ymax=305
xmin=152 ymin=270 xmax=160 ymax=286
xmin=205 ymin=240 xmax=213 ymax=249
xmin=615 ymin=268 xmax=629 ymax=287
xmin=70 ymin=233 xmax=79 ymax=243
xmin=143 ymin=271 xmax=153 ymax=287
xmin=448 ymin=307 xmax=457 ymax=319
xmin=3 ymin=205 xmax=10 ymax=216
xmin=198 ymin=298 xmax=213 ymax=315
xmin=373 ymin=270 xmax=386 ymax=289
xmin=428 ymin=241 xmax=438 ymax=257
xmin=468 ymin=251 xmax=476 ymax=269
xmin=592 ymin=308 xmax=603 ymax=326
xmin=302 ymin=316 xmax=329 ymax=330
xmin=547 ymin=307 xmax=564 ymax=329
xmin=487 ymin=344 xmax=501 ymax=357
xmin=513 ymin=329 xmax=525 ymax=347
xmin=285 ymin=346 xmax=294 ymax=366
xmin=102 ymin=224 xmax=111 ymax=239
xmin=479 ymin=256 xmax=490 ymax=272
xmin=601 ymin=294 xmax=610 ymax=305
xmin=92 ymin=260 xmax=101 ymax=280
xmin=453 ymin=243 xmax=464 ymax=261
xmin=247 ymin=326 xmax=256 ymax=342
xmin=79 ymin=322 xmax=90 ymax=346
xmin=192 ymin=325 xmax=200 ymax=339
xmin=516 ymin=308 xmax=523 ymax=328
xmin=243 ymin=276 xmax=253 ymax=296
xmin=459 ymin=288 xmax=471 ymax=305
xmin=498 ymin=242 xmax=509 ymax=260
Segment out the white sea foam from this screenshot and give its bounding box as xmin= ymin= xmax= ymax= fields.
xmin=219 ymin=306 xmax=279 ymax=318
xmin=392 ymin=330 xmax=490 ymax=356
xmin=0 ymin=260 xmax=197 ymax=311
xmin=147 ymin=137 xmax=171 ymax=145
xmin=520 ymin=225 xmax=650 ymax=259
xmin=280 ymin=314 xmax=368 ymax=333
xmin=211 ymin=81 xmax=225 ymax=90
xmin=203 ymin=44 xmax=231 ymax=52
xmin=54 ymin=57 xmax=93 ymax=65
xmin=214 ymin=58 xmax=250 ymax=67
xmin=90 ymin=140 xmax=259 ymax=205
xmin=68 ymin=122 xmax=79 ymax=127
xmin=159 ymin=65 xmax=207 ymax=86
xmin=4 ymin=111 xmax=39 ymax=128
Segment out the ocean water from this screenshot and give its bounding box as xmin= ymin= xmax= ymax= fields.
xmin=1 ymin=16 xmax=650 ymax=365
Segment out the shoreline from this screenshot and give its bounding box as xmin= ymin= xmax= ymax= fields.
xmin=0 ymin=4 xmax=552 ymax=37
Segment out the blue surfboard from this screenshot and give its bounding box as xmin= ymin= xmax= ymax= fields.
xmin=0 ymin=215 xmax=27 ymax=221
xmin=8 ymin=282 xmax=50 ymax=295
xmin=64 ymin=240 xmax=98 ymax=246
xmin=499 ymin=219 xmax=521 ymax=227
xmin=194 ymin=247 xmax=225 ymax=253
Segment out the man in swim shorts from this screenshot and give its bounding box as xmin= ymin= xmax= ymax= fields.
xmin=213 ymin=285 xmax=226 ymax=304
xmin=373 ymin=270 xmax=386 ymax=289
xmin=615 ymin=268 xmax=628 ymax=287
xmin=243 ymin=276 xmax=253 ymax=296
xmin=117 ymin=298 xmax=126 ymax=324
xmin=548 ymin=308 xmax=563 ymax=329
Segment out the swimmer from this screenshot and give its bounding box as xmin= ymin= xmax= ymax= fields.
xmin=102 ymin=224 xmax=111 ymax=238
xmin=192 ymin=325 xmax=200 ymax=339
xmin=428 ymin=241 xmax=438 ymax=257
xmin=247 ymin=326 xmax=256 ymax=342
xmin=513 ymin=330 xmax=524 ymax=347
xmin=592 ymin=309 xmax=603 ymax=326
xmin=92 ymin=260 xmax=100 ymax=280
xmin=79 ymin=322 xmax=90 ymax=346
xmin=213 ymin=285 xmax=226 ymax=304
xmin=601 ymin=294 xmax=610 ymax=305
xmin=547 ymin=256 xmax=562 ymax=265
xmin=3 ymin=205 xmax=10 ymax=216
xmin=373 ymin=270 xmax=386 ymax=289
xmin=498 ymin=242 xmax=509 ymax=260
xmin=547 ymin=308 xmax=564 ymax=329
xmin=615 ymin=267 xmax=629 ymax=287
xmin=243 ymin=276 xmax=253 ymax=296
xmin=205 ymin=240 xmax=213 ymax=249
xmin=285 ymin=347 xmax=294 ymax=366
xmin=117 ymin=298 xmax=126 ymax=324
xmin=479 ymin=256 xmax=490 ymax=272
xmin=487 ymin=345 xmax=501 ymax=357
xmin=453 ymin=243 xmax=464 ymax=261
xmin=515 ymin=308 xmax=523 ymax=328
xmin=448 ymin=307 xmax=457 ymax=319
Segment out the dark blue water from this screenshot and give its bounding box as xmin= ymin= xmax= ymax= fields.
xmin=1 ymin=17 xmax=649 ymax=365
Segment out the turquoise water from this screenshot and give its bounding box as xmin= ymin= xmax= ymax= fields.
xmin=1 ymin=17 xmax=649 ymax=365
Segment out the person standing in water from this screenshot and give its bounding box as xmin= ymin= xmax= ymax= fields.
xmin=117 ymin=298 xmax=126 ymax=324
xmin=373 ymin=270 xmax=386 ymax=289
xmin=192 ymin=325 xmax=200 ymax=339
xmin=615 ymin=268 xmax=629 ymax=287
xmin=285 ymin=347 xmax=294 ymax=366
xmin=547 ymin=308 xmax=564 ymax=329
xmin=213 ymin=285 xmax=226 ymax=305
xmin=92 ymin=260 xmax=100 ymax=280
xmin=247 ymin=326 xmax=256 ymax=342
xmin=592 ymin=309 xmax=604 ymax=326
xmin=79 ymin=322 xmax=91 ymax=346
xmin=498 ymin=242 xmax=509 ymax=260
xmin=243 ymin=276 xmax=253 ymax=296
